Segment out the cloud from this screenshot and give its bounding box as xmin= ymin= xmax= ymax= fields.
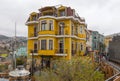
xmin=0 ymin=0 xmax=120 ymax=36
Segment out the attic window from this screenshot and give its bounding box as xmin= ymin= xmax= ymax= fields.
xmin=60 ymin=10 xmax=65 ymax=16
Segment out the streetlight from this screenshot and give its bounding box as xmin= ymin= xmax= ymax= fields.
xmin=30 ymin=50 xmax=36 ymax=81
xmin=10 ymin=51 xmax=16 ymax=69
xmin=30 ymin=50 xmax=34 ymax=76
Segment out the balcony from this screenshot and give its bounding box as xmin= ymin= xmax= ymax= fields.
xmin=26 ymin=17 xmax=38 ymax=25
xmin=40 ymin=6 xmax=57 ymax=17
xmin=33 ymin=49 xmax=38 ymax=53
xmin=29 ymin=49 xmax=38 ymax=55
xmin=72 ymin=31 xmax=78 ymax=36
xmin=72 ymin=50 xmax=76 ymax=56
xmin=74 ymin=32 xmax=78 ymax=36
xmin=56 ymin=30 xmax=69 ymax=35
xmin=55 ymin=48 xmax=67 ymax=56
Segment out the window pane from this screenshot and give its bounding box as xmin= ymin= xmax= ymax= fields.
xmin=80 ymin=26 xmax=83 ymax=33
xmin=41 ymin=20 xmax=46 ymax=31
xmin=49 ymin=40 xmax=53 ymax=50
xmin=60 ymin=10 xmax=65 ymax=16
xmin=41 ymin=40 xmax=46 ymax=50
xmin=80 ymin=43 xmax=83 ymax=51
xmin=49 ymin=20 xmax=53 ymax=30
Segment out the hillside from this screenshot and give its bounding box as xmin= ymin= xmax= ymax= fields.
xmin=0 ymin=34 xmax=27 ymax=41
xmin=0 ymin=34 xmax=27 ymax=54
xmin=0 ymin=35 xmax=9 ymax=40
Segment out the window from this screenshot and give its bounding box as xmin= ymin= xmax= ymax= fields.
xmin=76 ymin=42 xmax=78 ymax=50
xmin=80 ymin=43 xmax=83 ymax=51
xmin=80 ymin=26 xmax=83 ymax=34
xmin=72 ymin=24 xmax=74 ymax=35
xmin=41 ymin=40 xmax=47 ymax=50
xmin=49 ymin=40 xmax=53 ymax=50
xmin=41 ymin=20 xmax=47 ymax=31
xmin=94 ymin=37 xmax=96 ymax=39
xmin=60 ymin=10 xmax=65 ymax=16
xmin=49 ymin=20 xmax=53 ymax=30
xmin=32 ymin=15 xmax=36 ymax=21
xmin=34 ymin=25 xmax=38 ymax=36
xmin=39 ymin=21 xmax=40 ymax=31
xmin=34 ymin=41 xmax=37 ymax=53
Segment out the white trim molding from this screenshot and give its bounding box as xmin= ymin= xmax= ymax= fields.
xmin=28 ymin=34 xmax=86 ymax=41
xmin=25 ymin=21 xmax=39 ymax=25
xmin=30 ymin=53 xmax=38 ymax=55
xmin=55 ymin=54 xmax=67 ymax=56
xmin=38 ymin=16 xmax=85 ymax=24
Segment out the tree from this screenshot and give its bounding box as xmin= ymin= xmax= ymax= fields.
xmin=35 ymin=56 xmax=104 ymax=81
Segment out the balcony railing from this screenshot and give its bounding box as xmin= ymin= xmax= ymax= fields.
xmin=33 ymin=49 xmax=38 ymax=53
xmin=29 ymin=49 xmax=38 ymax=54
xmin=74 ymin=32 xmax=78 ymax=36
xmin=31 ymin=17 xmax=37 ymax=21
xmin=55 ymin=48 xmax=67 ymax=54
xmin=72 ymin=50 xmax=76 ymax=55
xmin=56 ymin=30 xmax=68 ymax=35
xmin=72 ymin=31 xmax=78 ymax=36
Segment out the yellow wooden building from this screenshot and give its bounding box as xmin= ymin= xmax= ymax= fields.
xmin=26 ymin=5 xmax=87 ymax=67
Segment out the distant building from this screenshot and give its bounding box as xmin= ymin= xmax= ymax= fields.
xmin=87 ymin=30 xmax=105 ymax=54
xmin=86 ymin=30 xmax=92 ymax=53
xmin=109 ymin=36 xmax=120 ymax=61
xmin=16 ymin=47 xmax=27 ymax=56
xmin=104 ymin=32 xmax=120 ymax=54
xmin=104 ymin=36 xmax=112 ymax=54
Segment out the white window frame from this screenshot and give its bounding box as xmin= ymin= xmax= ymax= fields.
xmin=80 ymin=26 xmax=83 ymax=34
xmin=49 ymin=20 xmax=54 ymax=31
xmin=71 ymin=24 xmax=74 ymax=35
xmin=40 ymin=20 xmax=47 ymax=31
xmin=48 ymin=39 xmax=54 ymax=50
xmin=58 ymin=39 xmax=64 ymax=49
xmin=80 ymin=43 xmax=84 ymax=51
xmin=40 ymin=39 xmax=47 ymax=50
xmin=39 ymin=21 xmax=41 ymax=31
xmin=34 ymin=41 xmax=38 ymax=51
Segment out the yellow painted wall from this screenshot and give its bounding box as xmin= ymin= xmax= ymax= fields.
xmin=28 ymin=25 xmax=34 ymax=37
xmin=28 ymin=39 xmax=34 ymax=54
xmin=27 ymin=13 xmax=86 ymax=60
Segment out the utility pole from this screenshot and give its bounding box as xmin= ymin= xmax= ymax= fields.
xmin=12 ymin=22 xmax=17 ymax=69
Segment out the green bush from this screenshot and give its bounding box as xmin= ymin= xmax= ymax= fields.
xmin=16 ymin=56 xmax=27 ymax=66
xmin=35 ymin=56 xmax=104 ymax=81
xmin=0 ymin=64 xmax=8 ymax=72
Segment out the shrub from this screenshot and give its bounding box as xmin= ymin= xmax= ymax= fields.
xmin=35 ymin=56 xmax=104 ymax=81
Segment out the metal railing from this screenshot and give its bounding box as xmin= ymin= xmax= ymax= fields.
xmin=105 ymin=72 xmax=120 ymax=81
xmin=72 ymin=50 xmax=76 ymax=55
xmin=33 ymin=49 xmax=38 ymax=53
xmin=72 ymin=31 xmax=78 ymax=36
xmin=30 ymin=49 xmax=38 ymax=53
xmin=102 ymin=60 xmax=120 ymax=81
xmin=55 ymin=48 xmax=67 ymax=54
xmin=56 ymin=30 xmax=68 ymax=35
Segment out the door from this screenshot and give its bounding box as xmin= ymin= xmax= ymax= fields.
xmin=59 ymin=25 xmax=64 ymax=35
xmin=34 ymin=26 xmax=37 ymax=36
xmin=34 ymin=42 xmax=37 ymax=53
xmin=59 ymin=39 xmax=64 ymax=53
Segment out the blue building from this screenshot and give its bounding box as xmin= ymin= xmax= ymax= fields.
xmin=16 ymin=47 xmax=27 ymax=56
xmin=91 ymin=31 xmax=104 ymax=53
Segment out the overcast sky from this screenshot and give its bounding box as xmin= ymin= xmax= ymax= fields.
xmin=0 ymin=0 xmax=120 ymax=37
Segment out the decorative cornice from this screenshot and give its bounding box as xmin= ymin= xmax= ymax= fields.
xmin=27 ymin=34 xmax=86 ymax=40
